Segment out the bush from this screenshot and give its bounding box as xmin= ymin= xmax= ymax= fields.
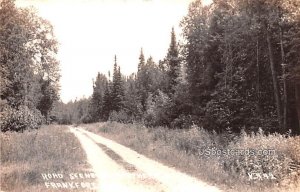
xmin=172 ymin=125 xmax=217 ymax=156
xmin=144 ymin=91 xmax=172 ymax=127
xmin=223 ymin=129 xmax=297 ymax=182
xmin=57 ymin=114 xmax=72 ymax=125
xmin=109 ymin=110 xmax=133 ymax=123
xmin=0 ymin=105 xmax=44 ymax=132
xmin=85 ymin=122 xmax=300 ymax=190
xmin=80 ymin=114 xmax=93 ymax=124
xmin=170 ymin=114 xmax=198 ymax=129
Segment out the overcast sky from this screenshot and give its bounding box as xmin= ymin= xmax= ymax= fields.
xmin=16 ymin=0 xmax=212 ymax=103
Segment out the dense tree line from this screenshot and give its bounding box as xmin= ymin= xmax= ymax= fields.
xmin=0 ymin=0 xmax=60 ymax=131
xmin=82 ymin=0 xmax=299 ymax=134
xmin=53 ymin=0 xmax=300 ymax=135
xmin=179 ymin=0 xmax=300 ymax=134
xmin=51 ymin=98 xmax=90 ymax=125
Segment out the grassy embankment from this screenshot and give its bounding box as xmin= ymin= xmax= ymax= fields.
xmin=84 ymin=122 xmax=300 ymax=192
xmin=0 ymin=125 xmax=95 ymax=192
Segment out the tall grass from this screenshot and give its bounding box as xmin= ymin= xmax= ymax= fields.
xmin=85 ymin=122 xmax=300 ymax=192
xmin=0 ymin=125 xmax=92 ymax=192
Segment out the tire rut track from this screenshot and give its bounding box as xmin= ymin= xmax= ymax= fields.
xmin=80 ymin=131 xmax=165 ymax=189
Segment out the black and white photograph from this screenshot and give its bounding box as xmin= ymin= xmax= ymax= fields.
xmin=0 ymin=0 xmax=300 ymax=191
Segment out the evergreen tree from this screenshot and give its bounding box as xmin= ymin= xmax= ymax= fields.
xmin=138 ymin=48 xmax=145 ymax=72
xmin=180 ymin=0 xmax=300 ymax=133
xmin=136 ymin=49 xmax=148 ymax=110
xmin=90 ymin=73 xmax=108 ymax=121
xmin=166 ymin=27 xmax=180 ymax=94
xmin=123 ymin=74 xmax=143 ymax=121
xmin=102 ymin=80 xmax=112 ymax=120
xmin=111 ymin=55 xmax=124 ymax=112
xmin=181 ymin=0 xmax=217 ymax=118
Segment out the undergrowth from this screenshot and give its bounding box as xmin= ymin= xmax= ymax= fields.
xmin=84 ymin=122 xmax=300 ymax=192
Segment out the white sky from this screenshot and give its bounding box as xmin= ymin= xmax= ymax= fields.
xmin=16 ymin=0 xmax=212 ymax=103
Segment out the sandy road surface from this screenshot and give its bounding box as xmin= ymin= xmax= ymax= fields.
xmin=70 ymin=126 xmax=222 ymax=192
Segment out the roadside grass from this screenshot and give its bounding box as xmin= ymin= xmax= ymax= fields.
xmin=0 ymin=125 xmax=94 ymax=192
xmin=84 ymin=122 xmax=300 ymax=192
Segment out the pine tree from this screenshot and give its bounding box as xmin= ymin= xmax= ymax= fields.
xmin=102 ymin=81 xmax=112 ymax=120
xmin=179 ymin=0 xmax=300 ymax=133
xmin=111 ymin=55 xmax=124 ymax=112
xmin=138 ymin=48 xmax=145 ymax=72
xmin=123 ymin=74 xmax=143 ymax=120
xmin=90 ymin=73 xmax=107 ymax=121
xmin=136 ymin=49 xmax=148 ymax=110
xmin=166 ymin=27 xmax=180 ymax=94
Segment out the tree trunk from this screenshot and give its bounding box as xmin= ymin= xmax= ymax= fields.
xmin=266 ymin=29 xmax=282 ymax=129
xmin=280 ymin=27 xmax=287 ymax=131
xmin=296 ymin=83 xmax=300 ymax=133
xmin=256 ymin=38 xmax=262 ymax=115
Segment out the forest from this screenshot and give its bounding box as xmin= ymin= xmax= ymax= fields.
xmin=53 ymin=0 xmax=300 ymax=135
xmin=0 ymin=0 xmax=60 ymax=131
xmin=1 ymin=0 xmax=300 ymax=135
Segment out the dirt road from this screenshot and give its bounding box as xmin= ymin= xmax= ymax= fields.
xmin=70 ymin=126 xmax=222 ymax=192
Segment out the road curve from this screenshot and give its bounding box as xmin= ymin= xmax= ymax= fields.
xmin=70 ymin=126 xmax=222 ymax=192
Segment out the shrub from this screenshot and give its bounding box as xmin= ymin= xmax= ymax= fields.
xmin=109 ymin=110 xmax=133 ymax=123
xmin=170 ymin=125 xmax=217 ymax=156
xmin=80 ymin=114 xmax=93 ymax=124
xmin=170 ymin=114 xmax=197 ymax=129
xmin=0 ymin=105 xmax=44 ymax=132
xmin=223 ymin=129 xmax=296 ymax=182
xmin=57 ymin=114 xmax=72 ymax=125
xmin=144 ymin=91 xmax=172 ymax=127
xmin=85 ymin=122 xmax=300 ymax=190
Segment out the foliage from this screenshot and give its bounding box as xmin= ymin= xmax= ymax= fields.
xmin=90 ymin=73 xmax=108 ymax=122
xmin=123 ymin=74 xmax=144 ymax=121
xmin=0 ymin=0 xmax=60 ymax=131
xmin=62 ymin=0 xmax=300 ymax=135
xmin=0 ymin=105 xmax=44 ymax=132
xmin=86 ymin=122 xmax=300 ymax=191
xmin=108 ymin=110 xmax=133 ymax=123
xmin=0 ymin=125 xmax=92 ymax=191
xmin=144 ymin=91 xmax=172 ymax=126
xmin=224 ymin=129 xmax=300 ymax=183
xmin=180 ymin=0 xmax=300 ymax=133
xmin=50 ymin=98 xmax=91 ymax=125
xmin=111 ymin=56 xmax=125 ymax=112
xmin=165 ymin=27 xmax=181 ymax=94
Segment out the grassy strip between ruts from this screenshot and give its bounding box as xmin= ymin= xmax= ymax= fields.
xmin=84 ymin=122 xmax=300 ymax=192
xmin=0 ymin=125 xmax=96 ymax=192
